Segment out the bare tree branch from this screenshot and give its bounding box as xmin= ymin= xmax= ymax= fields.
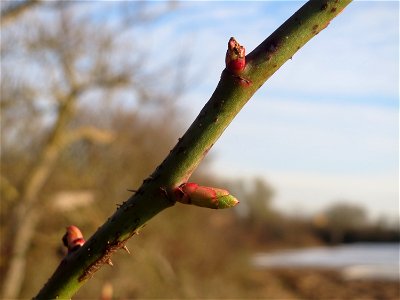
xmin=0 ymin=175 xmax=19 ymax=203
xmin=62 ymin=127 xmax=115 ymax=146
xmin=1 ymin=94 xmax=77 ymax=299
xmin=0 ymin=0 xmax=41 ymax=25
xmin=1 ymin=210 xmax=41 ymax=298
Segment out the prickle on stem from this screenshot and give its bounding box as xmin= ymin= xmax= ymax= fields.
xmin=106 ymin=259 xmax=114 ymax=267
xmin=122 ymin=245 xmax=131 ymax=254
xmin=225 ymin=37 xmax=246 ymax=74
xmin=62 ymin=225 xmax=85 ymax=254
xmin=174 ymin=182 xmax=239 ymax=209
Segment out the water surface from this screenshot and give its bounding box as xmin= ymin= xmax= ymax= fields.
xmin=252 ymin=243 xmax=399 ymax=281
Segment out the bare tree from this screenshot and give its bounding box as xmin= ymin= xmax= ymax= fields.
xmin=0 ymin=2 xmax=181 ymax=298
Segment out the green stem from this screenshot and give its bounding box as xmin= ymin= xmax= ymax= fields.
xmin=35 ymin=0 xmax=352 ymax=298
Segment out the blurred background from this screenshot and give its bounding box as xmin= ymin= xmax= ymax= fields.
xmin=0 ymin=1 xmax=398 ymax=299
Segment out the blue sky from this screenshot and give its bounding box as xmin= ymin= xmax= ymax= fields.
xmin=134 ymin=1 xmax=399 ymax=221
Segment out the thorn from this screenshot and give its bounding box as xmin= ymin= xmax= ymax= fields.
xmin=122 ymin=245 xmax=131 ymax=254
xmin=127 ymin=189 xmax=137 ymax=193
xmin=106 ymin=259 xmax=113 ymax=266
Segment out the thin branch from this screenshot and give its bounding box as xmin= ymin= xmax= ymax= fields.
xmin=0 ymin=175 xmax=19 ymax=203
xmin=62 ymin=127 xmax=115 ymax=146
xmin=0 ymin=0 xmax=41 ymax=26
xmin=35 ymin=0 xmax=352 ymax=298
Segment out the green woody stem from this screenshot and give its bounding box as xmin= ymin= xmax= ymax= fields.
xmin=35 ymin=0 xmax=352 ymax=298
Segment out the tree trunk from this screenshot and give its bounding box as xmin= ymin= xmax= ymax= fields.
xmin=1 ymin=98 xmax=75 ymax=299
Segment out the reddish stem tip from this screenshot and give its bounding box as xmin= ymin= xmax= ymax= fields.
xmin=225 ymin=37 xmax=246 ymax=74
